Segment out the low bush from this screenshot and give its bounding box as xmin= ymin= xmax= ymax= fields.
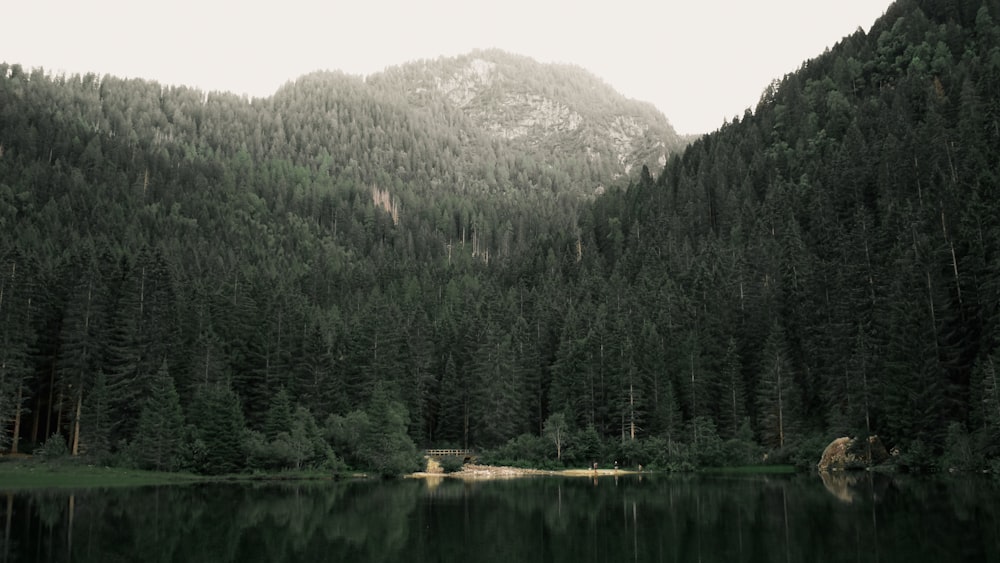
xmin=36 ymin=433 xmax=69 ymax=459
xmin=438 ymin=455 xmax=465 ymax=473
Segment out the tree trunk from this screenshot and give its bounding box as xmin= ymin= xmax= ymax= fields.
xmin=862 ymin=218 xmax=876 ymax=304
xmin=731 ymin=386 xmax=739 ymax=436
xmin=30 ymin=393 xmax=40 ymax=444
xmin=71 ymin=389 xmax=82 ymax=456
xmin=776 ymin=356 xmax=785 ymax=449
xmin=55 ymin=389 xmax=64 ymax=439
xmin=926 ymin=271 xmax=940 ymax=359
xmin=45 ymin=366 xmax=55 ymax=439
xmin=690 ymin=350 xmax=697 ymax=444
xmin=462 ymin=399 xmax=469 ymax=451
xmin=941 ymin=209 xmax=962 ymax=304
xmin=629 ymin=383 xmax=636 ymax=441
xmin=862 ymin=342 xmax=873 ymax=465
xmin=10 ymin=382 xmax=22 ymax=454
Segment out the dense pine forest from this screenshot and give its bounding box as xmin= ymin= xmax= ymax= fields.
xmin=2 ymin=0 xmax=999 ymax=476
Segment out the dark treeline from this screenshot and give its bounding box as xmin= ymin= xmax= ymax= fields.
xmin=2 ymin=0 xmax=999 ymax=475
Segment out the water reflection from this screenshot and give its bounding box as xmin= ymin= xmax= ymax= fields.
xmin=3 ymin=474 xmax=999 ymax=562
xmin=819 ymin=471 xmax=893 ymax=504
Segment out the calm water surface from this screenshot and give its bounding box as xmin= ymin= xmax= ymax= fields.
xmin=3 ymin=472 xmax=999 ymax=562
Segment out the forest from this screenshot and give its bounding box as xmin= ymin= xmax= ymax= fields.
xmin=1 ymin=0 xmax=999 ymax=476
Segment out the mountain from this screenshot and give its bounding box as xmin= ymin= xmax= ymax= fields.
xmin=369 ymin=49 xmax=685 ymax=184
xmin=273 ymin=49 xmax=687 ymax=199
xmin=2 ymin=0 xmax=999 ymax=475
xmin=584 ymin=0 xmax=1000 ymax=466
xmin=0 ymin=48 xmax=684 ymax=468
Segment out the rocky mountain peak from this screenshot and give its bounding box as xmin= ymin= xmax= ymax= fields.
xmin=376 ymin=50 xmax=686 ymax=180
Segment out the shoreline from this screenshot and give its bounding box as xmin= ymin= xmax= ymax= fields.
xmin=410 ymin=463 xmax=639 ymax=480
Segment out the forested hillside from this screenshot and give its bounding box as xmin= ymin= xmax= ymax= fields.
xmin=587 ymin=0 xmax=1000 ymax=470
xmin=2 ymin=0 xmax=999 ymax=475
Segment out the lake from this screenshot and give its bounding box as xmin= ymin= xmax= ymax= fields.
xmin=2 ymin=472 xmax=998 ymax=562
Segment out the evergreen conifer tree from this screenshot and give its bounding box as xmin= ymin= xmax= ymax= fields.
xmin=133 ymin=362 xmax=185 ymax=471
xmin=190 ymin=381 xmax=246 ymax=475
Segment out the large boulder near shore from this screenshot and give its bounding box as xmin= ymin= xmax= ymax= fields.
xmin=817 ymin=436 xmax=890 ymax=471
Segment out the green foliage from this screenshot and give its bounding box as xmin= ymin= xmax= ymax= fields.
xmin=690 ymin=417 xmax=726 ymax=468
xmin=264 ymin=388 xmax=294 ymax=441
xmin=543 ymin=412 xmax=569 ymax=461
xmin=132 ymin=362 xmax=185 ymax=471
xmin=189 ymin=383 xmax=247 ymax=475
xmin=785 ymin=432 xmax=832 ymax=471
xmin=36 ymin=433 xmax=69 ymax=459
xmin=0 ymin=252 xmax=35 ymax=453
xmin=480 ymin=433 xmax=551 ymax=467
xmin=356 ymin=383 xmax=421 ymax=477
xmin=287 ymin=406 xmax=339 ymax=470
xmin=610 ymin=437 xmax=655 ymax=469
xmin=80 ymin=371 xmax=113 ymax=460
xmin=1 ymin=0 xmax=1000 ymax=473
xmin=178 ymin=433 xmax=209 ymax=474
xmin=247 ymin=418 xmax=340 ymax=472
xmin=571 ymin=424 xmax=603 ymax=465
xmin=438 ymin=455 xmax=465 ymax=473
xmin=721 ymin=419 xmax=765 ymax=466
xmin=756 ymin=322 xmax=801 ymax=451
xmin=893 ymin=439 xmax=940 ymax=474
xmin=325 ymin=410 xmax=371 ymax=465
xmin=644 ymin=438 xmax=696 ymax=472
xmin=941 ymin=422 xmax=983 ymax=472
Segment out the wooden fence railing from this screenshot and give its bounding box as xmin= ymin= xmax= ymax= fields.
xmin=424 ymin=449 xmax=473 ymax=458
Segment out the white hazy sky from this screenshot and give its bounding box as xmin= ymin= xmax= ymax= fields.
xmin=3 ymin=0 xmax=895 ymax=135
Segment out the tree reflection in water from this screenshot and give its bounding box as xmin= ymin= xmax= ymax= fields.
xmin=3 ymin=474 xmax=999 ymax=562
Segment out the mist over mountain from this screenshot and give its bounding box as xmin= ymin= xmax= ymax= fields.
xmin=370 ymin=49 xmax=686 ymax=180
xmin=272 ymin=49 xmax=687 ymax=199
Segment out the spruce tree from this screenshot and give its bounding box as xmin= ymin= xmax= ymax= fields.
xmin=79 ymin=371 xmax=112 ymax=458
xmin=755 ymin=322 xmax=801 ymax=450
xmin=0 ymin=252 xmax=35 ymax=453
xmin=264 ymin=387 xmax=293 ymax=440
xmin=190 ymin=381 xmax=246 ymax=475
xmin=133 ymin=362 xmax=185 ymax=471
xmin=358 ymin=382 xmax=419 ymax=476
xmin=717 ymin=337 xmax=746 ymax=440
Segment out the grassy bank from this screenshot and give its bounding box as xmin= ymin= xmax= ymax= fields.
xmin=0 ymin=460 xmax=205 ymax=490
xmin=0 ymin=457 xmax=360 ymax=490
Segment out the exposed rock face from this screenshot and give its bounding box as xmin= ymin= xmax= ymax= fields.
xmin=437 ymin=58 xmax=498 ymax=107
xmin=485 ymin=93 xmax=583 ymax=140
xmin=817 ymin=435 xmax=890 ymax=471
xmin=391 ymin=50 xmax=686 ymax=181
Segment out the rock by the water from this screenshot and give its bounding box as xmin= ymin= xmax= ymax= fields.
xmin=817 ymin=435 xmax=890 ymax=471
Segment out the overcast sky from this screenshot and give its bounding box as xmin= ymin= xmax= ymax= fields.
xmin=3 ymin=1 xmax=895 ymax=135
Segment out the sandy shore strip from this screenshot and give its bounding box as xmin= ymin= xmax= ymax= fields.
xmin=411 ymin=463 xmax=637 ymax=480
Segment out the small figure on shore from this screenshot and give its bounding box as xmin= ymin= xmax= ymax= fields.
xmin=614 ymin=460 xmax=619 ymax=471
xmin=592 ymin=461 xmax=598 ymax=472
xmin=638 ymin=464 xmax=643 ymax=472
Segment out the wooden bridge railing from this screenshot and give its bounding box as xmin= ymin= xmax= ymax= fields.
xmin=424 ymin=449 xmax=474 ymax=459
